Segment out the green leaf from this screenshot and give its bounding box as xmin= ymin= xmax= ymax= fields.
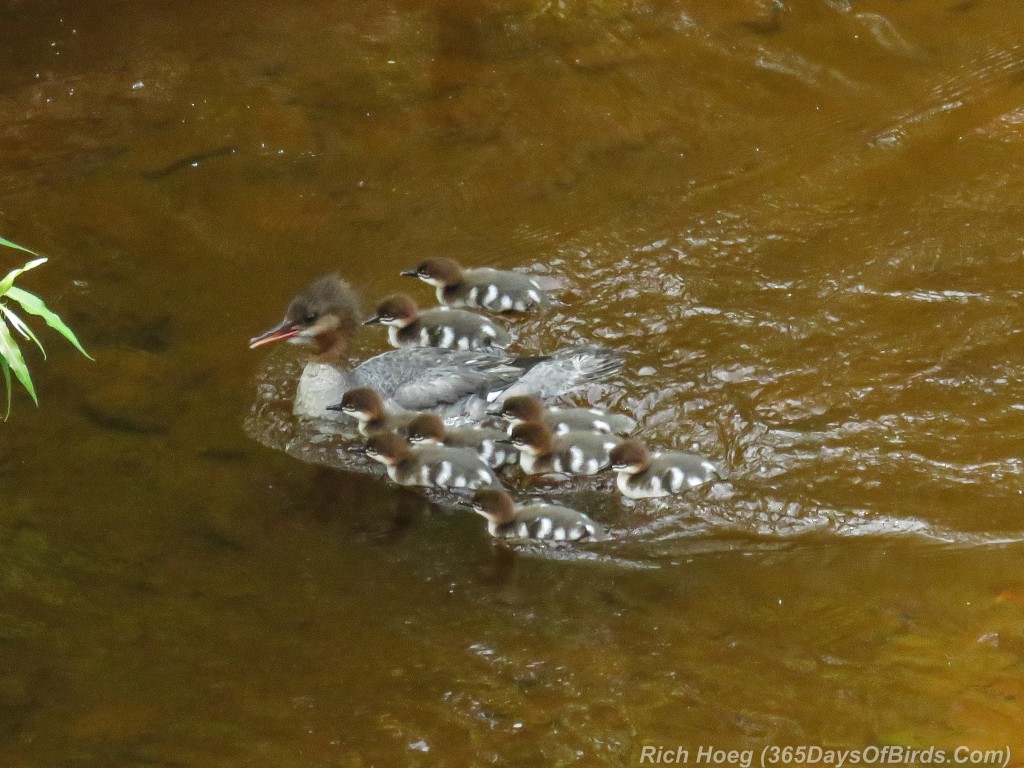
xmin=0 ymin=237 xmax=38 ymax=257
xmin=0 ymin=305 xmax=46 ymax=359
xmin=5 ymin=285 xmax=92 ymax=360
xmin=0 ymin=317 xmax=37 ymax=406
xmin=0 ymin=257 xmax=47 ymax=296
xmin=0 ymin=356 xmax=11 ymax=420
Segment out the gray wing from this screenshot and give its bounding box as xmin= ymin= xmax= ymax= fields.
xmin=353 ymin=348 xmax=522 ymax=411
xmin=497 ymin=345 xmax=623 ymax=401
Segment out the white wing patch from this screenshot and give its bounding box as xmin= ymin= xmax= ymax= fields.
xmin=568 ymin=446 xmax=585 ymax=473
xmin=483 ymin=284 xmax=500 ymax=307
xmin=434 ymin=460 xmax=453 ymax=486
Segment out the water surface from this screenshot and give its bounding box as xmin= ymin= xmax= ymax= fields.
xmin=2 ymin=0 xmax=1024 ymax=764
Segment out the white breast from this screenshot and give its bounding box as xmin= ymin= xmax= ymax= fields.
xmin=294 ymin=363 xmax=349 ymax=424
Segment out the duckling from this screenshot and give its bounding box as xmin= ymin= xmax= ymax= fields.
xmin=249 ymin=274 xmax=622 ymax=420
xmin=469 ymin=489 xmax=607 ymax=542
xmin=325 ymin=387 xmax=418 ymax=436
xmin=405 ymin=413 xmax=517 ymax=468
xmin=505 ymin=421 xmax=622 ymax=476
xmin=363 ymin=294 xmax=511 ymax=352
xmin=363 ymin=432 xmax=503 ymax=490
xmin=495 ymin=394 xmax=636 ymax=435
xmin=603 ymin=439 xmax=720 ymax=499
xmin=401 ymin=257 xmax=547 ymax=313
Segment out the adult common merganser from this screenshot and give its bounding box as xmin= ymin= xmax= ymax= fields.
xmin=401 ymin=257 xmax=547 ymax=313
xmin=249 ymin=274 xmax=622 ymax=424
xmin=469 ymin=489 xmax=607 ymax=542
xmin=363 ymin=293 xmax=511 ymax=351
xmin=603 ymin=439 xmax=720 ymax=499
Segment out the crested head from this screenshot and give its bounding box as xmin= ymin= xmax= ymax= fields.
xmin=509 ymin=421 xmax=553 ymax=454
xmin=608 ymin=439 xmax=651 ymax=473
xmin=500 ymin=395 xmax=545 ymax=423
xmin=249 ymin=274 xmax=362 ymax=362
xmin=406 ymin=413 xmax=447 ymax=443
xmin=403 ymin=257 xmax=463 ymax=286
xmin=471 ymin=488 xmax=516 ymax=524
xmin=364 ymin=432 xmax=411 ymax=465
xmin=337 ymin=387 xmax=385 ymax=419
xmin=367 ymin=294 xmax=419 ymax=327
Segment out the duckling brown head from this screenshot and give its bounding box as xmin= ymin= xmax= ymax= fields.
xmin=606 ymin=439 xmax=652 ymax=474
xmin=327 ymin=387 xmax=385 ymax=420
xmin=498 ymin=395 xmax=546 ymax=425
xmin=401 ymin=257 xmax=463 ymax=287
xmin=508 ymin=421 xmax=554 ymax=456
xmin=363 ymin=294 xmax=419 ymax=328
xmin=364 ymin=432 xmax=412 ymax=467
xmin=406 ymin=413 xmax=447 ymax=444
xmin=471 ymin=489 xmax=517 ymax=525
xmin=249 ymin=274 xmax=362 ymax=362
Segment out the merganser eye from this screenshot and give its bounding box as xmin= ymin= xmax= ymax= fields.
xmin=304 ymin=313 xmax=318 ymax=324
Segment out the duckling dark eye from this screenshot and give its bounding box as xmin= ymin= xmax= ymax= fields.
xmin=304 ymin=313 xmax=318 ymax=324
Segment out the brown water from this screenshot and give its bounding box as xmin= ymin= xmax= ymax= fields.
xmin=3 ymin=0 xmax=1024 ymax=764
